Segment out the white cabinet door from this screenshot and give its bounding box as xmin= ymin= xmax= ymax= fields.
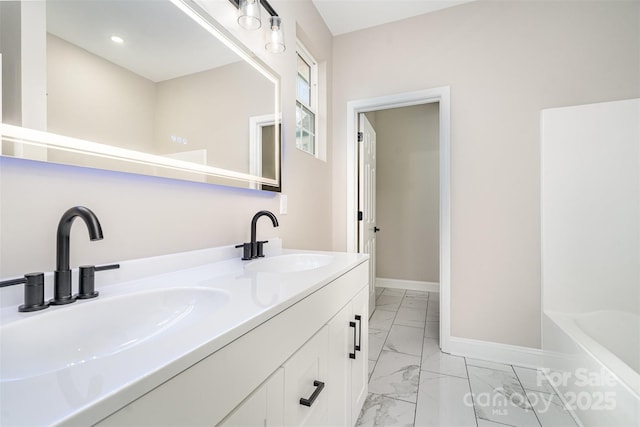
xmin=350 ymin=287 xmax=369 ymax=425
xmin=327 ymin=303 xmax=352 ymax=426
xmin=327 ymin=285 xmax=369 ymax=427
xmin=218 ymin=368 xmax=284 ymax=427
xmin=283 ymin=326 xmax=329 ymax=426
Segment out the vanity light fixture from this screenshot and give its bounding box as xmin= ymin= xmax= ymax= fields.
xmin=237 ymin=0 xmax=261 ymax=30
xmin=229 ymin=0 xmax=285 ymax=53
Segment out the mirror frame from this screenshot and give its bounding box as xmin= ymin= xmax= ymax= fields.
xmin=0 ymin=0 xmax=281 ymax=190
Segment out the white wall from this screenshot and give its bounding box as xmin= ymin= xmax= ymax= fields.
xmin=542 ymin=98 xmax=639 ymax=316
xmin=332 ymin=0 xmax=640 ymax=348
xmin=0 ymin=0 xmax=334 ymax=277
xmin=373 ymin=104 xmax=440 ymax=283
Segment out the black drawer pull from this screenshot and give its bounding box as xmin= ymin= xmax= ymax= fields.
xmin=349 ymin=321 xmax=357 ymax=359
xmin=299 ymin=380 xmax=325 ymax=407
xmin=355 ymin=314 xmax=362 ymax=351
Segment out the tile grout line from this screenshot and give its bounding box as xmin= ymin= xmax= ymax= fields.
xmin=419 ymin=367 xmax=469 ymax=380
xmin=513 ymin=367 xmax=579 ymax=426
xmin=463 ymin=358 xmax=481 ymax=427
xmin=481 ymin=418 xmax=520 ymax=427
xmin=467 ymin=361 xmax=535 ymax=427
xmin=367 ymin=291 xmax=387 ymax=380
xmin=375 ymin=289 xmax=404 ymax=362
xmin=367 ymin=288 xmax=404 ymax=392
xmin=413 ymin=289 xmax=431 ymax=426
xmin=365 ymin=288 xmax=432 ymax=426
xmin=377 ymin=288 xmax=419 ymax=425
xmin=512 ymin=367 xmax=544 ymax=427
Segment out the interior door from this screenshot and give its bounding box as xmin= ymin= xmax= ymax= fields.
xmin=358 ymin=113 xmax=377 ymax=317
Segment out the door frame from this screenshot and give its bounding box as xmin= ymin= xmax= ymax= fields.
xmin=346 ymin=87 xmax=451 ymax=352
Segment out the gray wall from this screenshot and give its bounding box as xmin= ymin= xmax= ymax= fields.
xmin=47 ymin=34 xmax=274 ymax=174
xmin=47 ymin=33 xmax=156 ymax=153
xmin=372 ymin=104 xmax=439 ymax=283
xmin=332 ymin=0 xmax=640 ymax=348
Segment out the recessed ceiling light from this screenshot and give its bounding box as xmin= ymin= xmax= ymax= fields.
xmin=110 ymin=35 xmax=124 ymax=44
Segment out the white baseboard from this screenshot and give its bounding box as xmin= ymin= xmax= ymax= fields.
xmin=376 ymin=278 xmax=544 ymax=370
xmin=447 ymin=336 xmax=545 ymax=370
xmin=376 ymin=277 xmax=439 ymax=293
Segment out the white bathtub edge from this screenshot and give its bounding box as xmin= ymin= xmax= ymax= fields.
xmin=543 ymin=312 xmax=640 ymax=427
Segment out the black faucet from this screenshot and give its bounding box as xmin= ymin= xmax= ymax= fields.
xmin=237 ymin=210 xmax=279 ymax=260
xmin=51 ymin=206 xmax=104 ymax=305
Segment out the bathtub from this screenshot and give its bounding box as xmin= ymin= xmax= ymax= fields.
xmin=543 ymin=310 xmax=640 ymax=427
xmin=541 ymin=98 xmax=640 ymax=427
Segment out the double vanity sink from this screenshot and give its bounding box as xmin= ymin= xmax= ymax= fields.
xmin=0 ymin=244 xmax=367 ymax=426
xmin=1 ymin=287 xmax=231 ymax=382
xmin=1 ymin=253 xmax=332 ymax=382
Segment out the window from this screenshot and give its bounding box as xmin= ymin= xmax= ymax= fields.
xmin=296 ymin=42 xmax=317 ymax=156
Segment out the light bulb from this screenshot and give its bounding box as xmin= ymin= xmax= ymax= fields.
xmin=265 ymin=16 xmax=285 ymax=53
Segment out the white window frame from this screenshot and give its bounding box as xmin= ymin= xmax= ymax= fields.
xmin=295 ymin=40 xmax=319 ymax=157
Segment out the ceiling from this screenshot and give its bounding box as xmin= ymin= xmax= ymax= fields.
xmin=47 ymin=0 xmax=240 ymax=82
xmin=45 ymin=0 xmax=477 ymax=82
xmin=311 ymin=0 xmax=476 ymax=35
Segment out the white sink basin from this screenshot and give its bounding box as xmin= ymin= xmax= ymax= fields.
xmin=245 ymin=253 xmax=334 ymax=273
xmin=0 ymin=287 xmax=229 ymax=382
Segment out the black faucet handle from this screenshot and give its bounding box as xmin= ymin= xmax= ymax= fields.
xmin=94 ymin=263 xmax=120 ymax=272
xmin=76 ymin=263 xmax=120 ymax=299
xmin=236 ymin=243 xmax=254 ymax=261
xmin=0 ymin=277 xmax=28 ymax=288
xmin=256 ymin=240 xmax=269 ymax=258
xmin=20 ymin=273 xmax=49 ymax=312
xmin=0 ymin=273 xmax=50 ymax=312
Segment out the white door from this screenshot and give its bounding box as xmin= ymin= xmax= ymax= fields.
xmin=358 ymin=113 xmax=378 ymax=317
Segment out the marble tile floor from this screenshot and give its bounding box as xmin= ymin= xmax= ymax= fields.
xmin=356 ymin=287 xmax=579 ymax=427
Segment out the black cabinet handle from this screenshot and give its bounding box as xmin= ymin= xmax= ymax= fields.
xmin=349 ymin=321 xmax=357 ymax=359
xmin=373 ymin=226 xmax=381 ymax=233
xmin=355 ymin=314 xmax=362 ymax=351
xmin=299 ymin=380 xmax=325 ymax=407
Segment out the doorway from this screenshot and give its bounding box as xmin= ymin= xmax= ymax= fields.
xmin=346 ymin=87 xmax=451 ymax=352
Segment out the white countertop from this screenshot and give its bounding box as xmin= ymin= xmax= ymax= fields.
xmin=0 ymin=241 xmax=368 ymax=426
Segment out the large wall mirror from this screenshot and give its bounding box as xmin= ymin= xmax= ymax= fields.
xmin=0 ymin=0 xmax=281 ymax=190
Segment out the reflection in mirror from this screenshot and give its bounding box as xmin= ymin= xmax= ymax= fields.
xmin=1 ymin=0 xmax=281 ymax=190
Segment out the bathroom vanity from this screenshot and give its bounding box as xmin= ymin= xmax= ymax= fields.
xmin=0 ymin=241 xmax=369 ymax=426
